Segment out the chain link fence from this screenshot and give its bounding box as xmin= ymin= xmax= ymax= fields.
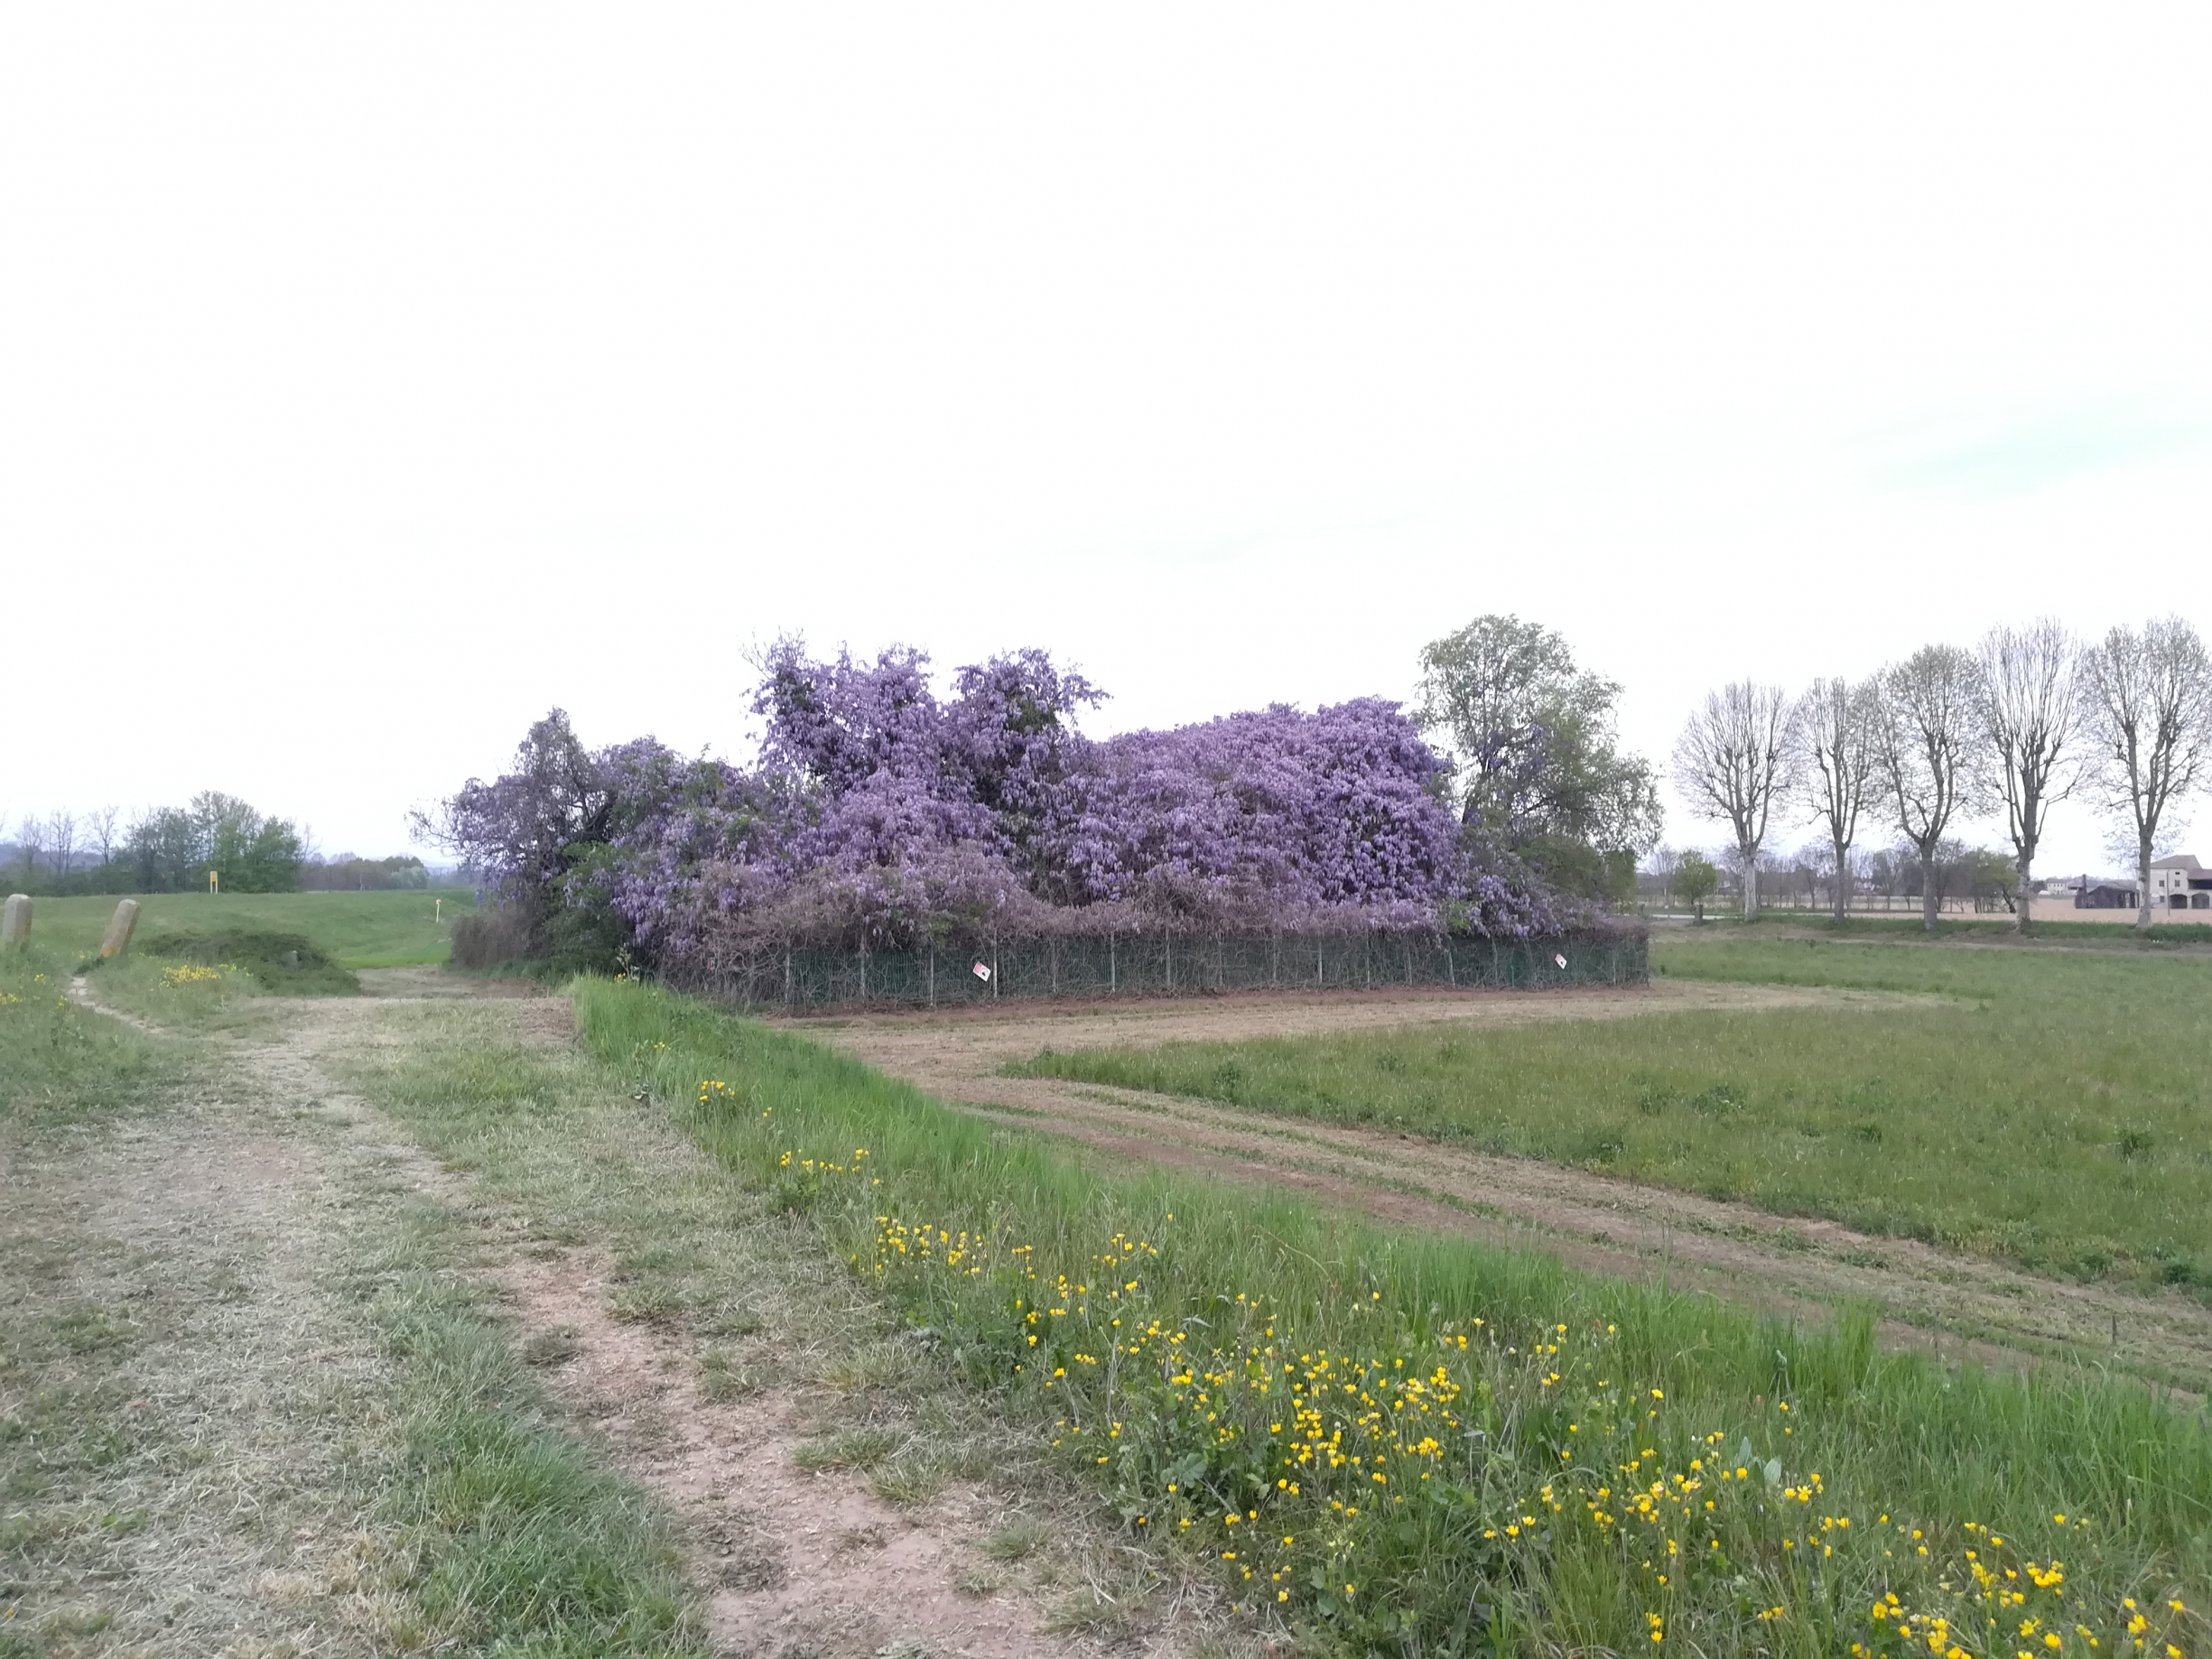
xmin=670 ymin=928 xmax=1647 ymax=1011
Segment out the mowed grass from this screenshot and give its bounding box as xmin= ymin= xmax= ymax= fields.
xmin=1683 ymin=912 xmax=2212 ymax=949
xmin=581 ymin=978 xmax=2211 ymax=1657
xmin=1011 ymin=937 xmax=2212 ymax=1296
xmin=14 ymin=889 xmax=475 ymax=969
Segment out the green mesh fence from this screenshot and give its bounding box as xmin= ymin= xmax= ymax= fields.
xmin=674 ymin=929 xmax=1647 ymax=1011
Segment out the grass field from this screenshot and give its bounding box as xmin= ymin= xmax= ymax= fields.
xmin=1012 ymin=936 xmax=2212 ymax=1300
xmin=8 ymin=888 xmax=475 ymax=968
xmin=590 ymin=977 xmax=2211 ymax=1657
xmin=1672 ymin=912 xmax=2212 ymax=949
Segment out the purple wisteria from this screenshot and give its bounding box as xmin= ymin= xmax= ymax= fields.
xmin=426 ymin=643 xmax=1575 ymax=970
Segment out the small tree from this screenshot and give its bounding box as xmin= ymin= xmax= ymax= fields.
xmin=2078 ymin=617 xmax=2212 ymax=931
xmin=1976 ymin=620 xmax=2080 ymax=935
xmin=1873 ymin=644 xmax=1983 ymax=931
xmin=1673 ymin=681 xmax=1793 ymax=920
xmin=1676 ymin=850 xmax=1719 ymax=922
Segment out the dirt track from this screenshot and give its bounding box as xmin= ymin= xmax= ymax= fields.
xmin=789 ymin=981 xmax=2212 ymax=1393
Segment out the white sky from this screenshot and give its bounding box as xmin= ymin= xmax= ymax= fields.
xmin=5 ymin=8 xmax=2209 ymax=876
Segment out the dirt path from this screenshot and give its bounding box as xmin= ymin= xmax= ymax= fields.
xmin=42 ymin=976 xmax=1202 ymax=1659
xmin=794 ymin=983 xmax=2212 ymax=1392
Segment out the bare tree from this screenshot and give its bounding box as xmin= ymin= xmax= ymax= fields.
xmin=16 ymin=814 xmax=47 ymax=883
xmin=1872 ymin=644 xmax=1983 ymax=931
xmin=2079 ymin=616 xmax=2212 ymax=929
xmin=88 ymin=805 xmax=121 ymax=867
xmin=1791 ymin=677 xmax=1877 ymax=923
xmin=1975 ymin=620 xmax=2080 ymax=935
xmin=1673 ymin=681 xmax=1793 ymax=921
xmin=47 ymin=811 xmax=78 ymax=885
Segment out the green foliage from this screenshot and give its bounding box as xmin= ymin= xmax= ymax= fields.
xmin=1413 ymin=614 xmax=1663 ymax=885
xmin=573 ymin=977 xmax=2210 ymax=1656
xmin=1674 ymin=850 xmax=1719 ymax=918
xmin=115 ymin=792 xmax=303 ymax=894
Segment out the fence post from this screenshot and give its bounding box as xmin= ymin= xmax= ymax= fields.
xmin=1165 ymin=931 xmax=1172 ymax=991
xmin=992 ymin=938 xmax=999 ymax=998
xmin=927 ymin=946 xmax=935 ymax=1009
xmin=1110 ymin=931 xmax=1116 ymax=994
xmin=860 ymin=941 xmax=868 ymax=1003
xmin=784 ymin=945 xmax=793 ymax=1006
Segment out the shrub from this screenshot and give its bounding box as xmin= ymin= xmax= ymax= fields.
xmin=451 ymin=909 xmax=534 ymax=970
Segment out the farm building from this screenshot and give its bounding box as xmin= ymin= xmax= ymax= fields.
xmin=2073 ymin=877 xmax=2141 ymax=909
xmin=2149 ymin=854 xmax=2212 ymax=910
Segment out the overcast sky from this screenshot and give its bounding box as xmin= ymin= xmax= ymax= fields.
xmin=6 ymin=8 xmax=2209 ymax=875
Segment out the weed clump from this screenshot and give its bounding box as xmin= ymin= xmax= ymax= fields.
xmin=135 ymin=929 xmax=358 ymax=995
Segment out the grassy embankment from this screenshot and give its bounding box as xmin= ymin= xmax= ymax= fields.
xmin=18 ymin=888 xmax=474 ymax=968
xmin=1 ymin=939 xmax=702 ymax=1658
xmin=583 ymin=974 xmax=2210 ymax=1657
xmin=1013 ymin=938 xmax=2212 ymax=1298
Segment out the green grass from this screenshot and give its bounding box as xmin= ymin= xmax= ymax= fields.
xmin=355 ymin=1209 xmax=707 ymax=1657
xmin=10 ymin=889 xmax=475 ymax=969
xmin=0 ymin=943 xmax=180 ymax=1120
xmin=1676 ymin=911 xmax=2212 ymax=949
xmin=576 ymin=976 xmax=2212 ymax=1657
xmin=1011 ymin=938 xmax=2212 ymax=1297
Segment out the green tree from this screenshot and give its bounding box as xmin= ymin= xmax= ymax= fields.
xmin=1675 ymin=850 xmax=1719 ymax=922
xmin=193 ymin=792 xmax=303 ymax=892
xmin=1413 ymin=616 xmax=1663 ymax=898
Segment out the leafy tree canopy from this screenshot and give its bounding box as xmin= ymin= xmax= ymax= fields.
xmin=1413 ymin=615 xmax=1662 ymax=894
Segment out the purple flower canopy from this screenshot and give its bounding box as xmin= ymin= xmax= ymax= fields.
xmin=440 ymin=643 xmax=1568 ymax=967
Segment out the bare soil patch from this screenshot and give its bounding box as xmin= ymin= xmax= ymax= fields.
xmin=797 ymin=983 xmax=2212 ymax=1393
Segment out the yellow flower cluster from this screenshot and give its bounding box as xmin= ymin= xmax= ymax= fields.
xmin=160 ymin=963 xmax=225 ymax=987
xmin=777 ymin=1140 xmax=2202 ymax=1653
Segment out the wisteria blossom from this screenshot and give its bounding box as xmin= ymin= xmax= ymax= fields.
xmin=425 ymin=642 xmax=1580 ymax=969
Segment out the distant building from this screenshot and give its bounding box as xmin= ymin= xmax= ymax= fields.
xmin=2074 ymin=876 xmax=2140 ymax=909
xmin=2149 ymin=854 xmax=2212 ymax=910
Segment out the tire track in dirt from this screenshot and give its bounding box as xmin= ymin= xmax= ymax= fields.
xmin=66 ymin=978 xmax=1179 ymax=1659
xmin=791 ymin=983 xmax=2212 ymax=1394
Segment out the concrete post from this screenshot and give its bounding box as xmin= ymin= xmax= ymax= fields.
xmin=1 ymin=894 xmax=29 ymax=946
xmin=100 ymin=898 xmax=141 ymax=959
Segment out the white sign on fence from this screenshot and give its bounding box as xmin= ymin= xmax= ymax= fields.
xmin=971 ymin=960 xmax=991 ymax=982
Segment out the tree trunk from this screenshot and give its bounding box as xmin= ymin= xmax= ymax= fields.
xmin=2137 ymin=830 xmax=2155 ymax=931
xmin=1741 ymin=840 xmax=1760 ymax=921
xmin=1920 ymin=853 xmax=1938 ymax=930
xmin=2014 ymin=849 xmax=2033 ymax=934
xmin=1832 ymin=836 xmax=1849 ymax=923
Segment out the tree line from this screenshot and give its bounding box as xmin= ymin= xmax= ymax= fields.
xmin=1672 ymin=616 xmax=2212 ymax=930
xmin=0 ymin=794 xmax=420 ymax=895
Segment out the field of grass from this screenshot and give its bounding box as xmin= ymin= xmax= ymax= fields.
xmin=1677 ymin=912 xmax=2212 ymax=949
xmin=585 ymin=976 xmax=2210 ymax=1657
xmin=1011 ymin=936 xmax=2212 ymax=1298
xmin=7 ymin=888 xmax=474 ymax=968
